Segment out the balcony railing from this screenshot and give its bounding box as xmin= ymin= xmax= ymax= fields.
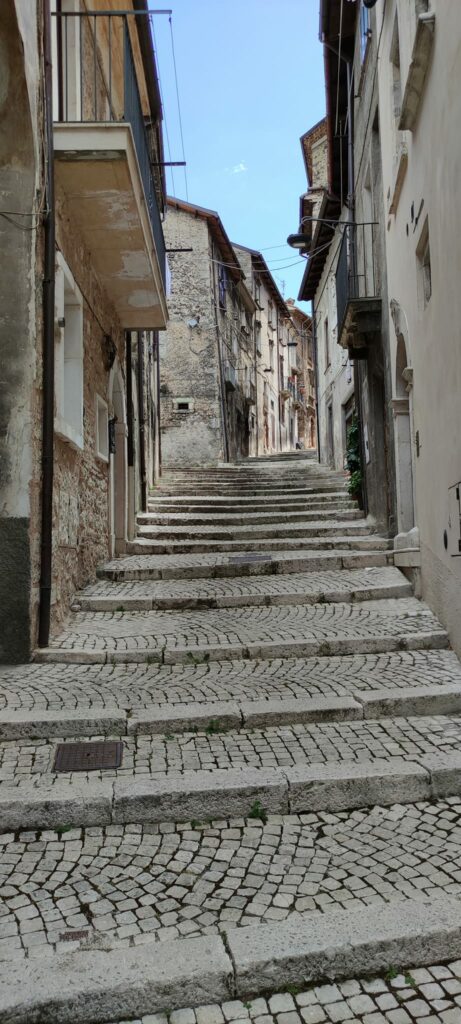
xmin=53 ymin=10 xmax=166 ymax=288
xmin=335 ymin=222 xmax=378 ymax=338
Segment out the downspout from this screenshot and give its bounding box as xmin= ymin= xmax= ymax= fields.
xmin=312 ymin=307 xmax=321 ymax=463
xmin=137 ymin=332 xmax=147 ymax=512
xmin=38 ymin=0 xmax=55 ymax=648
xmin=154 ymin=330 xmax=162 ymax=477
xmin=126 ymin=331 xmax=135 ymax=540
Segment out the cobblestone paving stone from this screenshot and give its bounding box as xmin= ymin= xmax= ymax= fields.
xmin=43 ymin=600 xmax=442 ymax=654
xmin=1 ymin=650 xmax=458 ymax=712
xmin=1 ymin=801 xmax=461 ymax=961
xmin=1 ymin=716 xmax=461 ymax=787
xmin=75 ymin=567 xmax=410 ymax=608
xmin=104 ymin=960 xmax=461 ymax=1024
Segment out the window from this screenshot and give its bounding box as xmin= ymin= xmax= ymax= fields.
xmin=55 ymin=252 xmax=84 ymax=449
xmin=390 ymin=14 xmax=402 ymax=126
xmin=416 ymin=219 xmax=432 ymax=307
xmin=254 ymin=276 xmax=261 ymax=306
xmin=172 ymin=397 xmax=194 ymax=413
xmin=95 ymin=395 xmax=109 ymax=461
xmin=269 ymin=340 xmax=274 ymax=371
xmin=255 ymin=320 xmax=262 ymax=355
xmin=268 ymin=300 xmax=274 ymax=328
xmin=218 ymin=264 xmax=227 ymax=310
xmin=324 ymin=317 xmax=330 ymax=368
xmin=360 ymin=2 xmax=371 ymax=63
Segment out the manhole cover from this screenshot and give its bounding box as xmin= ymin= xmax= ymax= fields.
xmin=229 ymin=554 xmax=272 ymax=564
xmin=54 ymin=741 xmax=123 ymax=772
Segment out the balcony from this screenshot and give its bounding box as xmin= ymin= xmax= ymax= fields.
xmin=335 ymin=223 xmax=381 ymax=359
xmin=280 ymin=377 xmax=291 ymax=400
xmin=52 ymin=11 xmax=167 ymax=330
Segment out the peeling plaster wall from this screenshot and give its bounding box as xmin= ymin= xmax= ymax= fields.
xmin=0 ymin=0 xmax=41 ymax=662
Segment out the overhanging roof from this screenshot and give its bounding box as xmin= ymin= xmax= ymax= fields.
xmin=297 ymin=190 xmax=341 ymax=302
xmin=232 ymin=243 xmax=289 ymax=317
xmin=167 ymin=197 xmax=244 ymax=284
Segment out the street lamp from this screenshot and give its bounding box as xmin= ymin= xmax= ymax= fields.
xmin=286 ymin=215 xmax=339 ymax=253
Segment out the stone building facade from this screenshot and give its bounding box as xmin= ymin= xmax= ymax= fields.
xmin=0 ymin=0 xmax=168 ymax=662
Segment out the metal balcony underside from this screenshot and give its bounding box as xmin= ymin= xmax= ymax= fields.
xmin=338 ymin=297 xmax=382 ymax=359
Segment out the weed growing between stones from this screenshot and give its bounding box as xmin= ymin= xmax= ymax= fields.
xmin=248 ymin=799 xmax=268 ymax=824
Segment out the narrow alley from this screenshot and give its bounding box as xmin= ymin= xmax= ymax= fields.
xmin=2 ymin=454 xmax=461 ymax=1021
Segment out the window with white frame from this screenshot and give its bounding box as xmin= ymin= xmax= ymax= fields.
xmin=95 ymin=394 xmax=109 ymax=461
xmin=55 ymin=252 xmax=84 ymax=449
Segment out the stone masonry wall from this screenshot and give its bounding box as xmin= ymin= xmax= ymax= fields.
xmin=160 ymin=208 xmax=224 ymax=468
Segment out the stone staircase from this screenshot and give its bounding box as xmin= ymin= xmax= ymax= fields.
xmin=1 ymin=454 xmax=461 ymax=1023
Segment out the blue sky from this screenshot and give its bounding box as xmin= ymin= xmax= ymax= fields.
xmin=150 ymin=1 xmax=325 ymax=306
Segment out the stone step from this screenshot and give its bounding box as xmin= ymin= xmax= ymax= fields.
xmin=2 ymin=734 xmax=461 ymax=827
xmin=138 ymin=507 xmax=363 ymax=525
xmin=2 ymin=896 xmax=460 ymax=1023
xmin=33 ymin=598 xmax=448 ymax=666
xmin=126 ymin=535 xmax=390 ymax=556
xmin=4 ymin=681 xmax=461 ymax=740
xmin=135 ymin=520 xmax=372 ymax=542
xmin=75 ymin=566 xmax=411 ymax=612
xmin=152 ymin=485 xmax=349 ymax=497
xmin=149 ymin=492 xmax=353 ymax=505
xmin=99 ymin=549 xmax=394 ymax=582
xmin=2 ymin=648 xmax=460 ymax=713
xmin=147 ymin=498 xmax=357 ymax=514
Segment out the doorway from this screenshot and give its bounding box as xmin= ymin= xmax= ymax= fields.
xmin=108 ymin=363 xmax=128 ymax=555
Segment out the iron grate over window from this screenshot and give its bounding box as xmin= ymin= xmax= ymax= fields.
xmin=54 ymin=741 xmax=123 ymax=773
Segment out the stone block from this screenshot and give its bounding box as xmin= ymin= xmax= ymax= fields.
xmin=0 ymin=781 xmax=113 ymax=831
xmin=0 ymin=933 xmax=233 ymax=1023
xmin=227 ymin=898 xmax=461 ymax=997
xmin=113 ymin=768 xmax=288 ymax=824
xmin=286 ymin=759 xmax=430 ymax=813
xmin=128 ymin=702 xmax=242 ymax=735
xmin=241 ymin=697 xmax=363 ymax=728
xmin=0 ymin=707 xmax=127 ymax=740
xmin=423 ymin=752 xmax=461 ymax=798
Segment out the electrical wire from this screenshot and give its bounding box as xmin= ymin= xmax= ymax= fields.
xmin=168 ymin=14 xmax=188 ymax=201
xmin=149 ymin=14 xmax=175 ymax=195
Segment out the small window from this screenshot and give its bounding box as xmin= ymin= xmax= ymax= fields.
xmin=390 ymin=14 xmax=402 ymax=124
xmin=324 ymin=316 xmax=330 ymax=368
xmin=55 ymin=252 xmax=84 ymax=449
xmin=254 ymin=276 xmax=261 ymax=305
xmin=95 ymin=395 xmax=109 ymax=462
xmin=417 ymin=219 xmax=432 ymax=307
xmin=268 ymin=300 xmax=273 ymax=327
xmin=172 ymin=397 xmax=194 ymax=413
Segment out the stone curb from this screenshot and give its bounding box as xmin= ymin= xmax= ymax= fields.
xmin=1 ymin=685 xmax=460 ymax=739
xmin=1 ymin=898 xmax=461 ymax=1023
xmin=32 ymin=627 xmax=449 ymax=666
xmin=2 ymin=754 xmax=461 ymax=830
xmin=125 ymin=536 xmax=391 ymax=556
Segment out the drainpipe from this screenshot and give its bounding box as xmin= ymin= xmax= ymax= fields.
xmin=137 ymin=332 xmax=148 ymax=512
xmin=38 ymin=0 xmax=56 ymax=648
xmin=312 ymin=307 xmax=321 ymax=463
xmin=154 ymin=330 xmax=162 ymax=477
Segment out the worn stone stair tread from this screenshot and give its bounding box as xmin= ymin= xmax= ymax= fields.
xmin=136 ymin=520 xmax=372 ymax=539
xmin=33 ymin=597 xmax=448 ymax=665
xmin=3 ymin=748 xmax=461 ymax=828
xmin=125 ymin=535 xmax=392 ymax=555
xmin=75 ymin=566 xmax=412 ymax=611
xmin=3 ymin=684 xmax=461 ymax=739
xmin=1 ymin=648 xmax=459 ymax=714
xmin=99 ymin=548 xmax=393 ymax=582
xmin=1 ymin=898 xmax=461 ymax=1024
xmin=138 ymin=508 xmax=361 ymax=525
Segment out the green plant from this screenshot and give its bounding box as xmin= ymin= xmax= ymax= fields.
xmin=385 ymin=966 xmax=399 ymax=981
xmin=205 ymin=719 xmax=224 ymax=735
xmin=404 ymin=973 xmax=416 ymax=987
xmin=248 ymin=799 xmax=268 ymax=824
xmin=55 ymin=825 xmax=74 ymax=836
xmin=346 ymin=416 xmax=363 ymax=497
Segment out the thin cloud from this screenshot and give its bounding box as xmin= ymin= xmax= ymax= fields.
xmin=231 ymin=162 xmax=247 ymax=174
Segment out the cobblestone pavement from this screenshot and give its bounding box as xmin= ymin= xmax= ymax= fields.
xmin=75 ymin=567 xmax=411 ymax=610
xmin=106 ymin=962 xmax=461 ymax=1024
xmin=1 ymin=716 xmax=461 ymax=787
xmin=1 ymin=801 xmax=461 ymax=960
xmin=1 ymin=650 xmax=459 ymax=712
xmin=3 ymin=456 xmax=461 ymax=1022
xmin=41 ymin=599 xmax=444 ymax=658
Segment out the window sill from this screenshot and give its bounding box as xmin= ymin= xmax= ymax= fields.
xmin=55 ymin=417 xmax=84 ymax=451
xmin=96 ymin=450 xmax=109 ymax=465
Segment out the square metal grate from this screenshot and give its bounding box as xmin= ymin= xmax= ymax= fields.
xmin=54 ymin=741 xmax=123 ymax=773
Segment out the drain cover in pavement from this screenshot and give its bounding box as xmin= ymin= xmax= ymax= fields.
xmin=54 ymin=741 xmax=123 ymax=772
xmin=229 ymin=554 xmax=272 ymax=563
